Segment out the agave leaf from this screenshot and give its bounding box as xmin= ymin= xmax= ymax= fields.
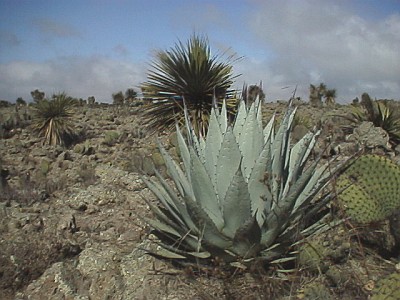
xmin=187 ymin=251 xmax=212 ymax=259
xmin=270 ymin=106 xmax=297 ymax=206
xmin=184 ymin=195 xmax=231 ymax=249
xmin=143 ymin=217 xmax=182 ymax=238
xmin=198 ymin=135 xmax=206 ymax=162
xmin=151 ymin=226 xmax=206 ymax=255
xmin=229 ymin=261 xmax=248 ymax=269
xmin=183 ymin=101 xmax=197 ymax=146
xmin=247 ymin=143 xmax=273 ymax=226
xmin=239 ymin=101 xmax=264 ymax=179
xmin=143 ymin=174 xmax=198 ymax=237
xmin=216 ymin=127 xmax=241 ymax=203
xmin=258 ymin=242 xmax=290 ymax=262
xmin=261 ymin=159 xmax=322 ymax=247
xmin=189 ymin=147 xmax=224 ymax=229
xmin=255 ymin=97 xmax=263 ymax=126
xmin=147 ymin=247 xmax=187 ymax=259
xmin=270 ymin=256 xmax=297 ymax=264
xmin=231 ymin=216 xmax=261 ymax=258
xmin=142 ymin=199 xmax=186 ymax=235
xmin=233 ymin=101 xmax=247 ymax=137
xmin=176 ymin=124 xmax=194 ymax=197
xmin=157 ymin=141 xmax=192 ymax=197
xmin=276 ymin=160 xmax=320 ymax=215
xmin=176 ymin=125 xmax=191 ymax=175
xmin=281 ymin=131 xmax=318 ymax=198
xmin=291 ymin=164 xmax=327 ymax=213
xmin=263 ymin=114 xmax=275 ymax=144
xmin=218 ymin=99 xmax=228 ymax=132
xmin=300 ymin=217 xmax=343 ymax=237
xmin=221 ymin=167 xmax=252 ymax=238
xmin=150 ymin=236 xmax=207 ymax=259
xmin=143 ymin=175 xmax=178 ymax=212
xmin=204 ymin=107 xmax=223 ymax=186
xmin=152 ymin=170 xmax=199 ymax=233
xmin=292 ymin=159 xmax=346 ymax=215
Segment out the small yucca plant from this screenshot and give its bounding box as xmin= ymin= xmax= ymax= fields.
xmin=142 ymin=98 xmax=344 ymax=270
xmin=31 ymin=92 xmax=76 ymax=146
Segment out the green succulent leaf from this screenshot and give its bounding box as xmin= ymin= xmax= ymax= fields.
xmin=247 ymin=143 xmax=273 ymax=225
xmin=232 ymin=216 xmax=261 ymax=258
xmin=204 ymin=107 xmax=223 ymax=184
xmin=152 ymin=171 xmax=199 ymax=233
xmin=233 ymin=100 xmax=247 ymax=137
xmin=221 ymin=167 xmax=252 ymax=238
xmin=184 ymin=195 xmax=231 ymax=249
xmin=239 ymin=100 xmax=264 ymax=180
xmin=157 ymin=141 xmax=192 ymax=198
xmin=216 ymin=126 xmax=242 ymax=203
xmin=189 ymin=147 xmax=224 ymax=229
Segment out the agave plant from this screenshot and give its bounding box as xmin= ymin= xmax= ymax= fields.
xmin=142 ymin=98 xmax=344 ymax=269
xmin=31 ymin=92 xmax=76 ymax=146
xmin=141 ymin=34 xmax=240 ymax=136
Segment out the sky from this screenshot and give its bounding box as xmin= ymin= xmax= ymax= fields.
xmin=0 ymin=0 xmax=399 ymax=103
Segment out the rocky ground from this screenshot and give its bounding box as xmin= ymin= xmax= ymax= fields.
xmin=0 ymin=101 xmax=399 ymax=299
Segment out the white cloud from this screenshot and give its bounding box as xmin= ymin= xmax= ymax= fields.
xmin=0 ymin=56 xmax=146 ymax=102
xmin=239 ymin=0 xmax=400 ymax=101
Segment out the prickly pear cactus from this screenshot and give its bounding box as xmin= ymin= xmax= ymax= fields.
xmin=371 ymin=272 xmax=400 ymax=300
xmin=298 ymin=240 xmax=329 ymax=273
xmin=300 ymin=281 xmax=334 ymax=300
xmin=336 ymin=154 xmax=400 ymax=224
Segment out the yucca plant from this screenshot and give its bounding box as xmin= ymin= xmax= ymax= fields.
xmin=142 ymin=98 xmax=345 ymax=270
xmin=31 ymin=92 xmax=76 ymax=146
xmin=324 ymin=89 xmax=336 ymax=106
xmin=141 ymin=34 xmax=240 ymax=136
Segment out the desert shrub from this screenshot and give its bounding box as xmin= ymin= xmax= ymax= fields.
xmin=77 ymin=163 xmax=97 ymax=187
xmin=0 ymin=226 xmax=81 ymax=297
xmin=103 ymin=131 xmax=120 ymax=146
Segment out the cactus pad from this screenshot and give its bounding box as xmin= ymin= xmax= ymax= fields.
xmin=371 ymin=272 xmax=400 ymax=300
xmin=336 ymin=154 xmax=400 ymax=224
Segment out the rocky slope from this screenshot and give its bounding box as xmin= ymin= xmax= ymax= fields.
xmin=1 ymin=102 xmax=399 ymax=299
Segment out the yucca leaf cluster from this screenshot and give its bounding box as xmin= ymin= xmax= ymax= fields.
xmin=141 ymin=34 xmax=239 ymax=136
xmin=31 ymin=92 xmax=76 ymax=146
xmin=143 ymin=98 xmax=342 ymax=268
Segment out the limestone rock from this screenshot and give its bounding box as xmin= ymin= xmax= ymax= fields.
xmin=347 ymin=121 xmax=390 ymax=149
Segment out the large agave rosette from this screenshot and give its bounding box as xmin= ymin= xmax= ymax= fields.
xmin=142 ymin=98 xmax=343 ymax=268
